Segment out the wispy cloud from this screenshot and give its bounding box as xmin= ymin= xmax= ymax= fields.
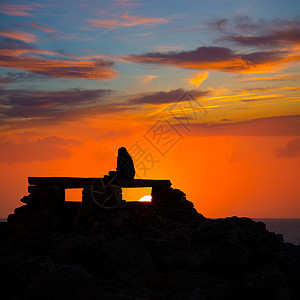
xmin=0 ymin=4 xmax=35 ymax=17
xmin=148 ymin=45 xmax=185 ymax=52
xmin=212 ymin=17 xmax=300 ymax=47
xmin=88 ymin=12 xmax=168 ymax=29
xmin=32 ymin=21 xmax=57 ymax=33
xmin=0 ymin=30 xmax=37 ymax=43
xmin=131 ymin=74 xmax=160 ymax=84
xmin=113 ymin=0 xmax=138 ymax=7
xmin=0 ymin=38 xmax=117 ymax=80
xmin=0 ymin=38 xmax=68 ymax=56
xmin=237 ymin=73 xmax=300 ymax=82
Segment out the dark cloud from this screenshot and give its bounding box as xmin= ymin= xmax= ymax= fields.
xmin=130 ymin=88 xmax=210 ymax=104
xmin=126 ymin=46 xmax=292 ymax=73
xmin=212 ymin=17 xmax=300 ymax=47
xmin=0 ymin=72 xmax=48 ymax=85
xmin=0 ymin=88 xmax=111 ymax=108
xmin=223 ymin=29 xmax=300 ymax=47
xmin=276 ymin=138 xmax=300 ymax=158
xmin=0 ymin=88 xmax=114 ymax=123
xmin=0 ymin=38 xmax=34 ymax=51
xmin=210 ymin=16 xmax=268 ymax=32
xmin=177 ymin=115 xmax=300 ymax=136
xmin=0 ymin=136 xmax=81 ymax=163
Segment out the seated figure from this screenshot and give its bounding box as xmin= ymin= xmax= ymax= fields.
xmin=116 ymin=147 xmax=135 ymax=179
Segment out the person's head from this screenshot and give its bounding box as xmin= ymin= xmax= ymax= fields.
xmin=118 ymin=147 xmax=128 ymax=156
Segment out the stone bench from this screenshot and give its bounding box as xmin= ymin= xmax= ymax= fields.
xmin=28 ymin=177 xmax=172 ymax=210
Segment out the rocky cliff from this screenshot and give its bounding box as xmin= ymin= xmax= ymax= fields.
xmin=1 ymin=189 xmax=300 ymax=300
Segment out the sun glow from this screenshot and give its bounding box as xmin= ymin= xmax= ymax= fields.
xmin=139 ymin=195 xmax=152 ymax=202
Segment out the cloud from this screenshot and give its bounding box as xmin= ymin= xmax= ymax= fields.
xmin=130 ymin=88 xmax=210 ymax=105
xmin=126 ymin=46 xmax=297 ymax=73
xmin=237 ymin=74 xmax=300 ymax=82
xmin=113 ymin=0 xmax=138 ymax=6
xmin=132 ymin=74 xmax=159 ymax=84
xmin=0 ymin=38 xmax=62 ymax=56
xmin=0 ymin=4 xmax=34 ymax=17
xmin=0 ymin=72 xmax=48 ymax=85
xmin=189 ymin=72 xmax=209 ymax=88
xmin=148 ymin=45 xmax=185 ymax=52
xmin=0 ymin=38 xmax=117 ymax=80
xmin=142 ymin=75 xmax=159 ymax=83
xmin=0 ymin=88 xmax=112 ymax=119
xmin=0 ymin=87 xmax=117 ymax=128
xmin=212 ymin=17 xmax=300 ymax=47
xmin=88 ymin=12 xmax=168 ymax=29
xmin=0 ymin=136 xmax=81 ymax=163
xmin=178 ymin=115 xmax=300 ymax=136
xmin=0 ymin=88 xmax=111 ymax=108
xmin=222 ymin=30 xmax=300 ymax=47
xmin=32 ymin=21 xmax=57 ymax=33
xmin=0 ymin=30 xmax=37 ymax=43
xmin=276 ymin=138 xmax=300 ymax=158
xmin=0 ymin=55 xmax=116 ymax=80
xmin=0 ymin=87 xmax=134 ymax=129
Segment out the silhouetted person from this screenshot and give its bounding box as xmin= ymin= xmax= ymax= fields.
xmin=117 ymin=147 xmax=135 ymax=179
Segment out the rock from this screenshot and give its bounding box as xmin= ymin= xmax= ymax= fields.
xmin=0 ymin=247 xmax=26 ymax=274
xmin=143 ymin=270 xmax=219 ymax=293
xmin=15 ymin=222 xmax=30 ymax=239
xmin=142 ymin=229 xmax=189 ymax=270
xmin=0 ymin=255 xmax=56 ymax=300
xmin=48 ymin=233 xmax=121 ymax=279
xmin=237 ymin=264 xmax=289 ymax=300
xmin=103 ymin=287 xmax=167 ymax=299
xmin=282 ymin=243 xmax=300 ymax=300
xmin=113 ymin=234 xmax=156 ymax=281
xmin=2 ymin=173 xmax=300 ymax=299
xmin=35 ymin=265 xmax=103 ymax=300
xmin=173 ymin=288 xmax=205 ymax=300
xmin=117 ymin=147 xmax=135 ymax=179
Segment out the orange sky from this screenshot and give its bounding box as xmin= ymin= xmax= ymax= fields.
xmin=1 ymin=113 xmax=299 ymax=218
xmin=0 ymin=0 xmax=300 ymax=218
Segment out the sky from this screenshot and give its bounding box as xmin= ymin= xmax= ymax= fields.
xmin=0 ymin=0 xmax=300 ymax=218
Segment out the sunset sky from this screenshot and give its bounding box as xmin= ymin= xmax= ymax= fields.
xmin=0 ymin=0 xmax=300 ymax=218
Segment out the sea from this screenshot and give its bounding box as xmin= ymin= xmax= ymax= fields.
xmin=255 ymin=218 xmax=300 ymax=246
xmin=0 ymin=217 xmax=299 ymax=245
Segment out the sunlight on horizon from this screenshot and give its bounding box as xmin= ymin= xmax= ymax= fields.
xmin=138 ymin=195 xmax=152 ymax=202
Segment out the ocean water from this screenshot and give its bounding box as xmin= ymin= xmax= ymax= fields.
xmin=255 ymin=218 xmax=300 ymax=245
xmin=1 ymin=217 xmax=299 ymax=245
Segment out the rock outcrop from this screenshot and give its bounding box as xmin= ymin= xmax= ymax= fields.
xmin=1 ymin=184 xmax=300 ymax=299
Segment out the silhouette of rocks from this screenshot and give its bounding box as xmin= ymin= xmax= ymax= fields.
xmin=1 ymin=184 xmax=300 ymax=299
xmin=116 ymin=147 xmax=135 ymax=179
xmin=35 ymin=265 xmax=103 ymax=300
